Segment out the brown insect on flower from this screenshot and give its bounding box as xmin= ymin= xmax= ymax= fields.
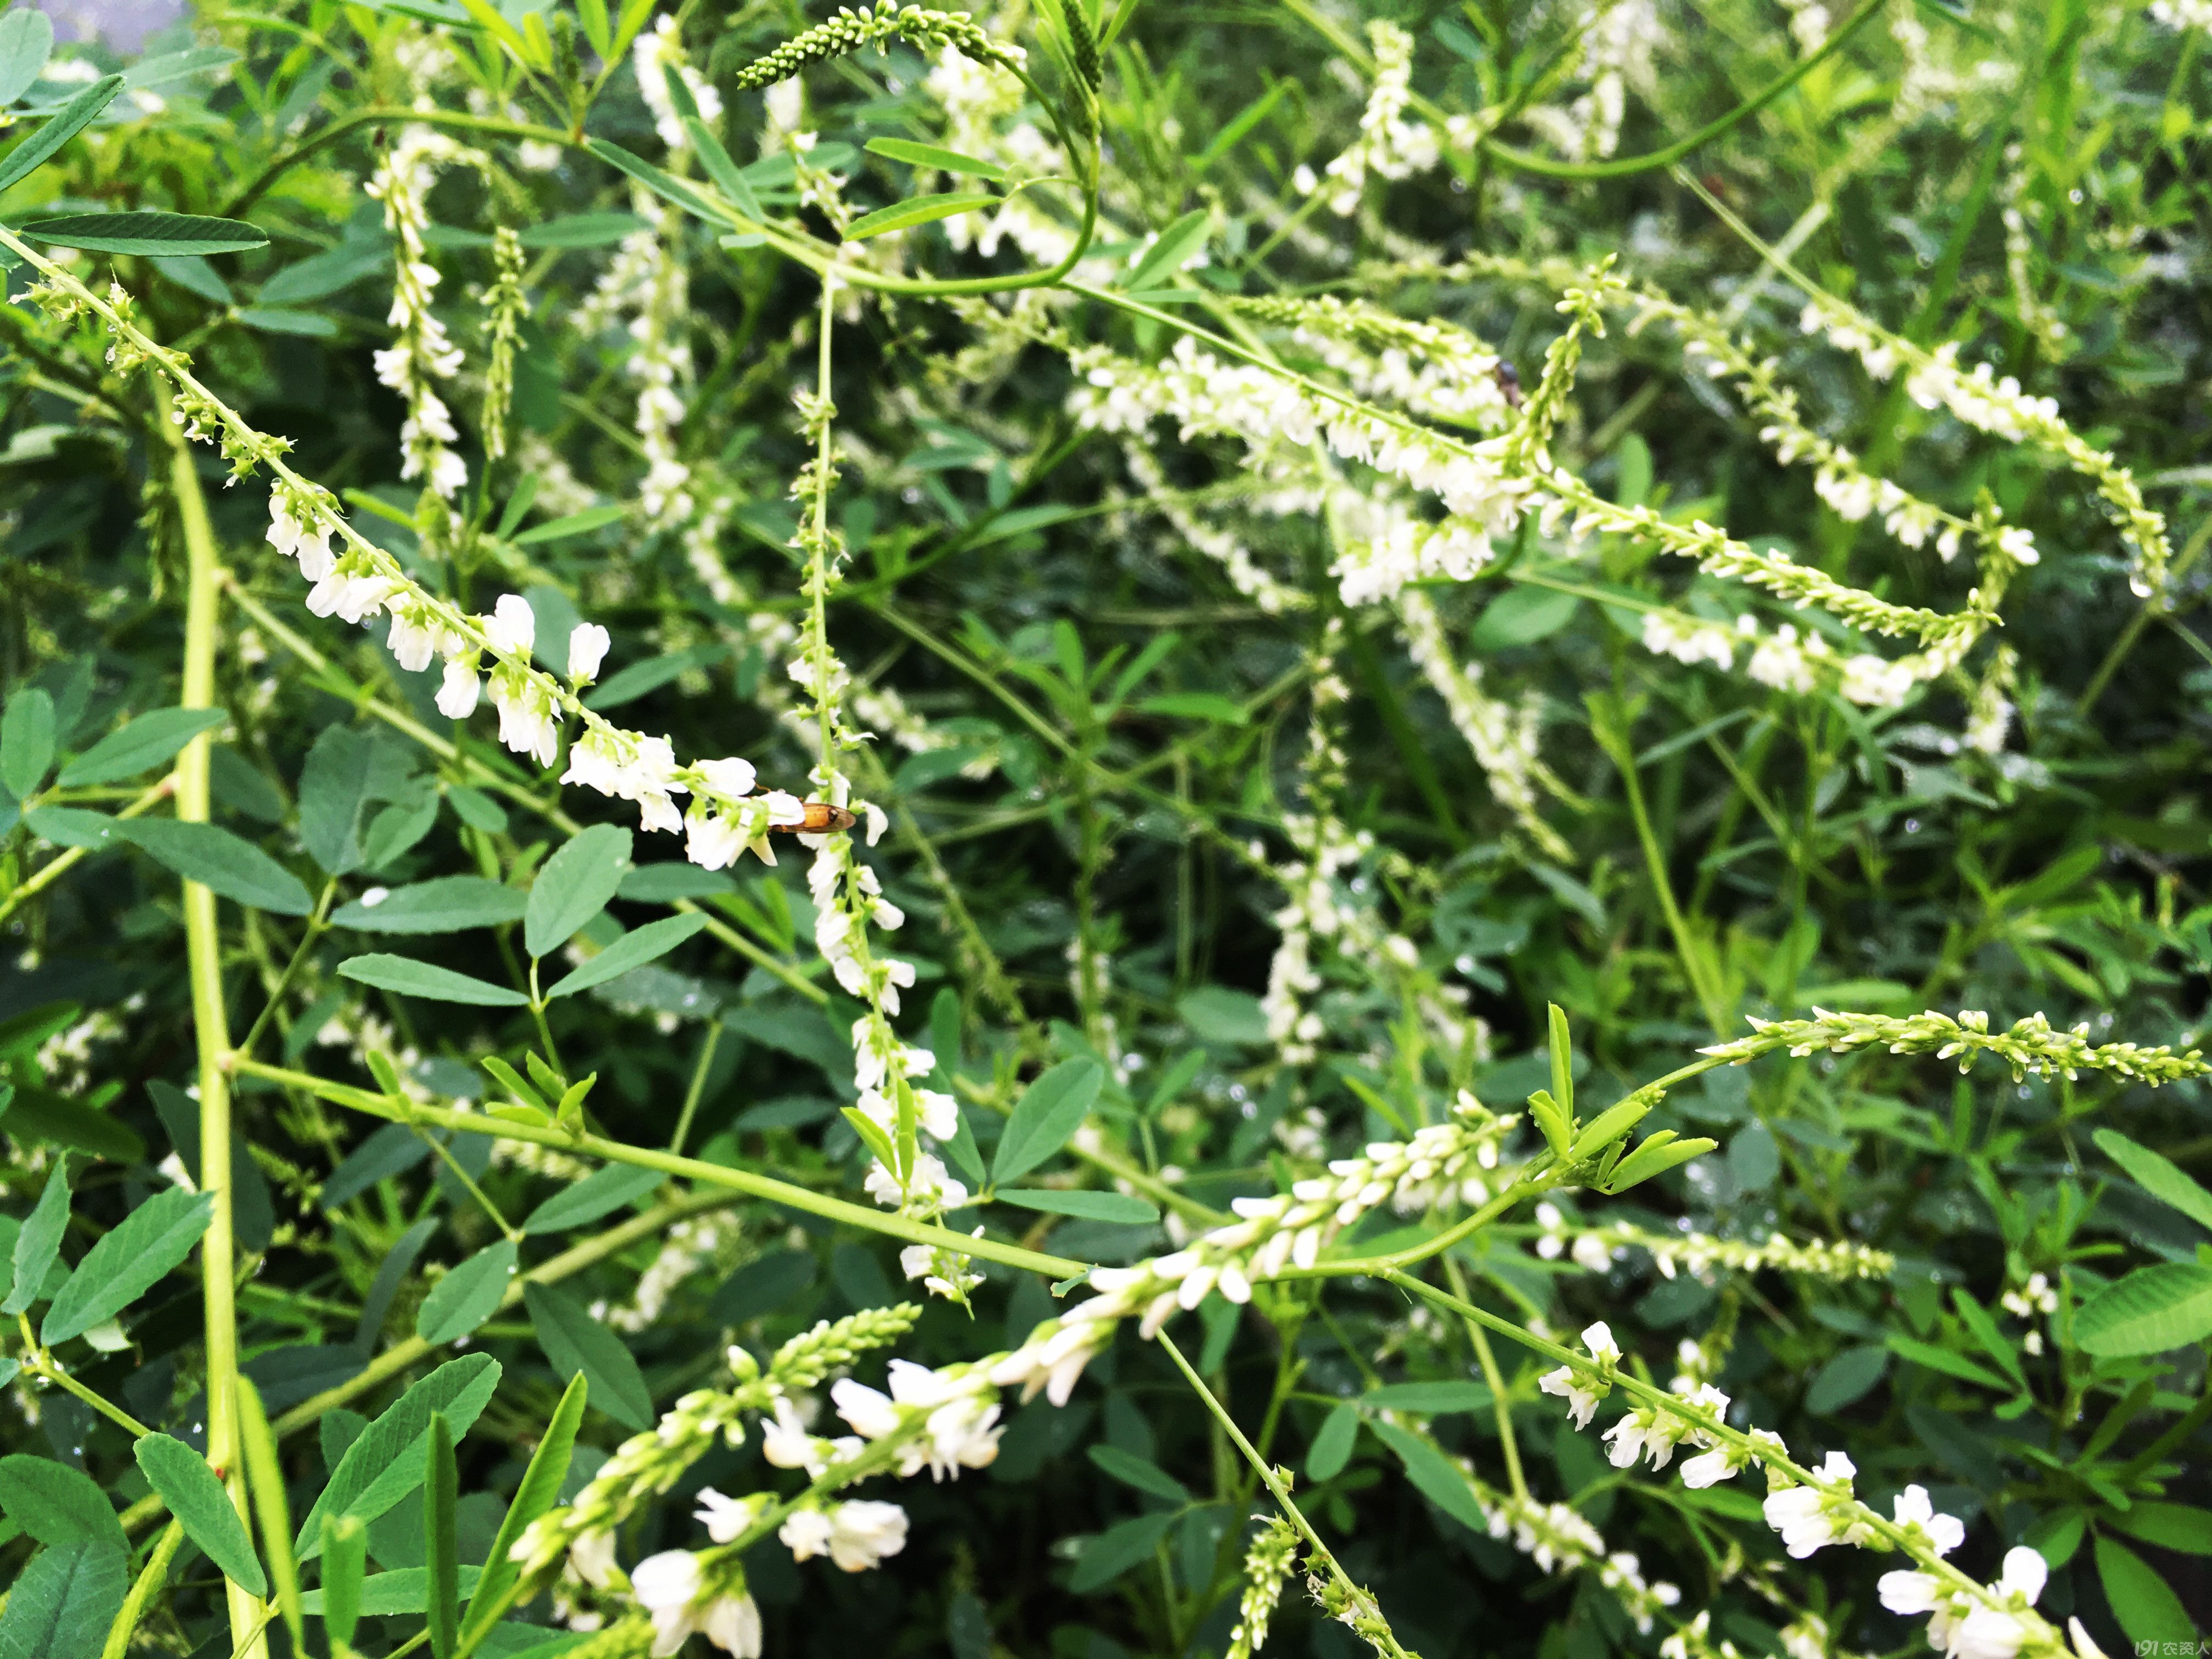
xmin=769 ymin=801 xmax=858 ymax=834
xmin=1494 ymin=360 xmax=1525 ymax=411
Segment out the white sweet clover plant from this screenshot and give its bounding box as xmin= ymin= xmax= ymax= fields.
xmin=0 ymin=4 xmax=2201 ymax=1659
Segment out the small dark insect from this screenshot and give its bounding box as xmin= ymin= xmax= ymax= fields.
xmin=769 ymin=801 xmax=858 ymax=834
xmin=1493 ymin=360 xmax=1525 ymax=410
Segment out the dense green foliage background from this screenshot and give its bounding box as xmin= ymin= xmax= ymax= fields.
xmin=0 ymin=0 xmax=2208 ymax=1656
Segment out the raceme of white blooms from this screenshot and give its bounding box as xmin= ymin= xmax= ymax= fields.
xmin=1700 ymin=1006 xmax=2209 ymax=1088
xmin=1294 ymin=21 xmax=1440 ymax=216
xmin=1537 ymin=1323 xmax=2096 ymax=1659
xmin=1796 ymin=293 xmax=2171 ymax=600
xmin=1528 ymin=1201 xmax=1896 ymax=1282
xmin=2152 ymin=0 xmax=2212 ymax=29
xmin=365 ymin=125 xmax=480 ymax=502
xmin=1516 ymin=0 xmax=1664 ymax=163
xmin=1224 ymin=1519 xmax=1299 ymax=1659
xmin=781 ymin=361 xmax=977 ymax=1299
xmin=634 ymin=13 xmax=723 ymax=148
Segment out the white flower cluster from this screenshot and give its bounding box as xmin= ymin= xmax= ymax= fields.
xmin=1531 ymin=1203 xmax=1895 ymax=1283
xmin=1701 ymin=1007 xmax=2209 ymax=1087
xmin=2152 ymin=0 xmax=2212 ymax=29
xmin=365 ymin=126 xmax=481 ymax=503
xmin=1295 ymin=21 xmax=1439 ymax=216
xmin=927 ymin=43 xmax=1106 ymax=270
xmin=618 ymin=196 xmax=698 ymax=527
xmin=1965 ymin=643 xmax=2018 ymax=757
xmin=1798 ymin=295 xmax=2170 ymax=600
xmin=1516 ymin=0 xmax=1663 ymax=162
xmin=626 ymin=1547 xmax=761 ymax=1658
xmin=1119 ymin=443 xmax=1312 ymax=616
xmin=1397 ymin=592 xmax=1564 ymax=856
xmin=1539 ymin=1324 xmax=2103 ymax=1659
xmin=260 ymin=471 xmax=793 ymax=866
xmin=1226 ymin=1519 xmax=1299 ymax=1659
xmin=633 ymin=14 xmax=722 ymax=148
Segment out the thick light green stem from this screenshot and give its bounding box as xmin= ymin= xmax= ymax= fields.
xmin=163 ymin=394 xmax=262 ymax=1658
xmin=230 ymin=1057 xmax=1088 ymax=1278
xmin=101 ymin=1521 xmax=187 ymax=1659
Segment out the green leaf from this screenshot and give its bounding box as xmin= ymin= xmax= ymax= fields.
xmin=21 ymin=806 xmax=112 ymax=849
xmin=298 ymin=725 xmax=375 ymax=874
xmin=338 ymin=955 xmax=530 ymax=1008
xmin=521 ymin=1165 xmax=664 ymax=1234
xmin=1086 ymin=1444 xmax=1189 ymax=1503
xmin=426 ymin=1414 xmax=460 ymax=1659
xmin=2093 ymin=1535 xmax=2194 ymax=1646
xmin=1601 ymin=1132 xmax=1717 ymax=1193
xmin=22 ymin=210 xmax=268 ymax=257
xmin=991 ymin=1058 xmax=1104 ymax=1184
xmin=1363 ymin=1381 xmax=1494 ymax=1413
xmin=0 ymin=1537 xmax=126 ymax=1659
xmin=512 ymin=504 xmax=627 ymax=545
xmin=1472 ymin=585 xmax=1581 ymax=650
xmin=865 ymin=136 xmax=1007 ymax=181
xmin=1306 ymin=1403 xmax=1359 ymax=1481
xmin=462 ymin=1372 xmax=585 ymax=1644
xmin=843 ymin=191 xmax=996 ymax=241
xmin=4 ymin=1163 xmax=70 ymax=1316
xmin=1120 ymin=208 xmax=1210 ymax=293
xmin=321 ymin=1516 xmax=365 ymax=1648
xmin=0 ymin=1456 xmax=126 ymax=1553
xmin=446 ymin=785 xmax=509 ymax=834
xmin=1176 ymin=986 xmax=1269 ymax=1047
xmin=1067 ymin=1511 xmax=1177 ymax=1592
xmin=585 ymin=138 xmax=732 ymax=227
xmin=133 ymin=1435 xmax=266 ymax=1596
xmin=0 ymin=8 xmax=55 ymax=107
xmin=1805 ymin=1344 xmax=1889 ymax=1413
xmin=2095 ymin=1128 xmax=2212 ymax=1234
xmin=2109 ymin=1501 xmax=2212 ymax=1556
xmin=332 ymin=876 xmax=529 ymax=934
xmin=235 ymin=1378 xmax=304 ymax=1649
xmin=2 ymin=1086 xmax=142 ymax=1164
xmin=116 ymin=820 xmax=313 ymax=915
xmin=516 ymin=212 xmax=647 ymax=249
xmin=617 ymin=862 xmax=734 ymax=901
xmin=544 ymin=913 xmax=709 ymax=999
xmin=1134 ymin=692 xmax=1246 ymax=725
xmin=524 ymin=1282 xmax=652 ymax=1429
xmin=416 ymin=1240 xmax=518 ymax=1344
xmin=1 ymin=687 xmax=54 ymax=798
xmin=524 ymin=823 xmax=633 ymax=958
xmin=1885 ymin=1335 xmax=2010 ymax=1390
xmin=294 ymin=1355 xmax=503 ymax=1559
xmin=1368 ymin=1420 xmax=1486 ymax=1533
xmin=2076 ymin=1262 xmax=2212 ymax=1357
xmin=58 ymin=707 xmax=226 ymax=786
xmin=995 ymin=1188 xmax=1160 ymax=1226
xmin=237 ymin=307 xmax=338 ymax=338
xmin=41 ymin=1187 xmax=213 ymax=1344
xmin=0 ymin=75 xmax=123 ymax=196
xmin=302 ymin=1565 xmax=484 ymax=1616
xmin=583 ymin=645 xmax=725 ymax=712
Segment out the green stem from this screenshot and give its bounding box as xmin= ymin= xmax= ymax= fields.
xmin=223 ymin=108 xmax=582 ymax=216
xmin=162 ymin=390 xmax=261 ymax=1657
xmin=235 ymin=878 xmax=338 ymax=1059
xmin=668 ymin=1022 xmax=723 ymax=1156
xmin=101 ymin=1522 xmax=188 ymax=1659
xmin=1158 ymin=1333 xmax=1418 ymax=1659
xmin=1441 ymin=1253 xmax=1526 ymax=1501
xmin=230 ymin=1056 xmax=1088 ymax=1278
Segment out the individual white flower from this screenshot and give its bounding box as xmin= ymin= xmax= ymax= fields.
xmin=1761 ymin=1452 xmax=1867 ymax=1559
xmin=778 ymin=1507 xmax=834 ymax=1563
xmin=1878 ymin=1569 xmax=1940 ymax=1613
xmin=701 ymin=1591 xmax=761 ymax=1658
xmin=1537 ymin=1321 xmax=1618 ymax=1429
xmin=696 ymin=756 xmax=758 ymax=799
xmin=1891 ymin=1484 xmax=1965 ymax=1555
xmin=630 ymin=1550 xmax=708 ymax=1657
xmin=484 ymin=592 xmax=537 ymax=657
xmin=693 ymin=1487 xmax=766 ymax=1544
xmin=761 ymin=1398 xmax=818 ymax=1470
xmin=830 ymin=1377 xmax=902 ymax=1440
xmin=567 ymin=1528 xmax=621 ymax=1589
xmin=489 ymin=664 xmax=558 ymax=768
xmin=685 ymin=802 xmax=754 ymax=871
xmin=568 ymin=623 xmax=611 ymax=683
xmin=823 ymin=1500 xmax=907 ymax=1572
xmin=437 ymin=656 xmax=482 ymax=719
